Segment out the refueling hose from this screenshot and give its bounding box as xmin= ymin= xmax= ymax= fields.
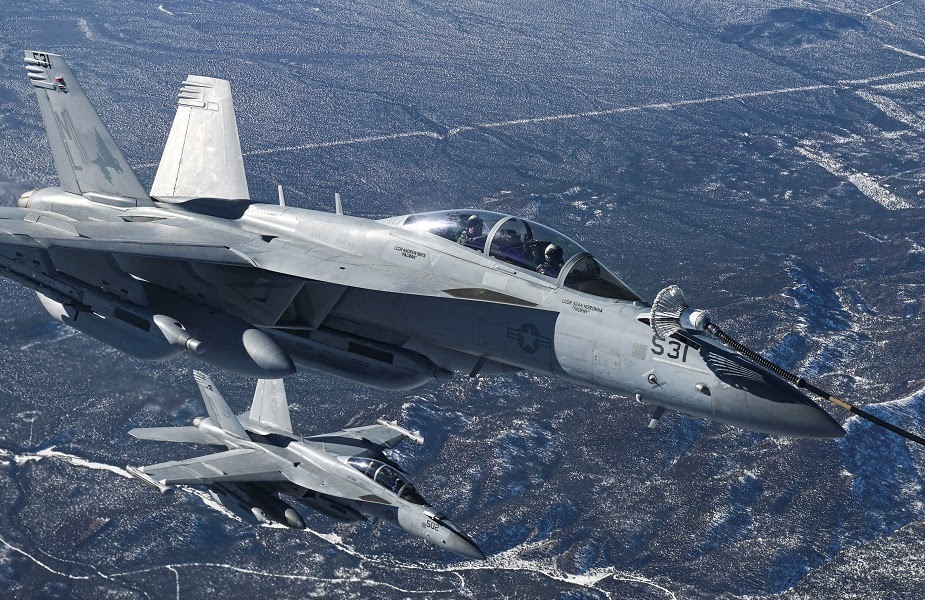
xmin=651 ymin=285 xmax=925 ymax=447
xmin=704 ymin=321 xmax=925 ymax=447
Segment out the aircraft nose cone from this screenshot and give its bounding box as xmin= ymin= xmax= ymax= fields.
xmin=748 ymin=382 xmax=845 ymax=438
xmin=703 ymin=345 xmax=844 ymax=438
xmin=447 ymin=534 xmax=486 ymax=561
xmin=439 ymin=519 xmax=486 ymax=560
xmin=745 ymin=386 xmax=844 ymax=439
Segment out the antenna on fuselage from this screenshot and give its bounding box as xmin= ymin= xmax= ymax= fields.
xmin=334 ymin=192 xmax=343 ymax=215
xmin=277 ymin=184 xmax=286 ymax=207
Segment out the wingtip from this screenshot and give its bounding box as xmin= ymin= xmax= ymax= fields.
xmin=126 ymin=465 xmax=173 ymax=494
xmin=375 ymin=419 xmax=425 ymax=445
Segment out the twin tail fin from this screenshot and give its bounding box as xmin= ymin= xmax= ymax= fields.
xmin=24 ymin=50 xmax=151 ymax=205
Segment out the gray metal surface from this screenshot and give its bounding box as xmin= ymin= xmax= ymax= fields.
xmin=151 ymin=75 xmax=250 ymax=200
xmin=127 ymin=426 xmax=222 ymax=445
xmin=248 ymin=379 xmax=292 ymax=433
xmin=137 ymin=448 xmax=287 ymax=485
xmin=129 ymin=372 xmax=484 ymax=559
xmin=23 ymin=51 xmax=150 ymax=203
xmin=3 ymin=51 xmax=845 ymax=440
xmin=194 ymin=371 xmax=249 ymax=440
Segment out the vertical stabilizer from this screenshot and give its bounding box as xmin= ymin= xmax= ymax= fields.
xmin=23 ymin=51 xmax=151 ymax=204
xmin=151 ymin=75 xmax=250 ymax=199
xmin=193 ymin=371 xmax=248 ymax=440
xmin=249 ymin=379 xmax=293 ymax=433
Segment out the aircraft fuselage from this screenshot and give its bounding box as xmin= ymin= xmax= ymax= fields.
xmin=15 ymin=187 xmax=843 ymax=439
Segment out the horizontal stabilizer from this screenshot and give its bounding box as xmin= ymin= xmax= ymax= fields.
xmin=151 ymin=75 xmax=250 ymax=199
xmin=23 ymin=51 xmax=151 ymax=204
xmin=129 ymin=426 xmax=222 ymax=445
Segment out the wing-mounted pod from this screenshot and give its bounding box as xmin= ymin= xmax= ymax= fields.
xmin=126 ymin=466 xmax=173 ymax=494
xmin=272 ymin=327 xmax=451 ymax=391
xmin=297 ymin=490 xmax=365 ymax=523
xmin=145 ymin=288 xmax=296 ymax=379
xmin=36 ymin=292 xmax=186 ymax=361
xmin=35 ymin=285 xmax=294 ymax=378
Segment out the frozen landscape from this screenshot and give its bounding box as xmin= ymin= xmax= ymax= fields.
xmin=0 ymin=1 xmax=924 ymax=597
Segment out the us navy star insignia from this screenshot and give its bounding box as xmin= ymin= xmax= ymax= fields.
xmin=507 ymin=323 xmax=551 ymax=354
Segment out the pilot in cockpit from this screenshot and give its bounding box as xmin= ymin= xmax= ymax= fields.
xmin=496 ymin=228 xmax=526 ymax=263
xmin=456 ymin=215 xmax=487 ymax=250
xmin=537 ymin=244 xmax=565 ymax=278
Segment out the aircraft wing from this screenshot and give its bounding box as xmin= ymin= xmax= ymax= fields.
xmin=225 ymin=234 xmax=469 ymax=298
xmin=0 ymin=203 xmax=545 ymax=336
xmin=137 ymin=448 xmax=289 ymax=486
xmin=0 ymin=208 xmax=258 ymax=266
xmin=129 ymin=426 xmax=222 ymax=445
xmin=305 ymin=420 xmax=423 ymax=457
xmin=340 ymin=421 xmax=424 ymax=448
xmin=0 ymin=207 xmax=467 ymax=300
xmin=134 ymin=447 xmax=378 ymax=504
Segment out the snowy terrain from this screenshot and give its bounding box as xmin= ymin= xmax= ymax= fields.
xmin=1 ymin=1 xmax=924 ymax=597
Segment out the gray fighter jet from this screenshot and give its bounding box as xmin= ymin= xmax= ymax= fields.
xmin=128 ymin=371 xmax=485 ymax=560
xmin=2 ymin=51 xmax=844 ymax=439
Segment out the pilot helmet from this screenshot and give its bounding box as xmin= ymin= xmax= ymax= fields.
xmin=467 ymin=215 xmax=484 ymax=232
xmin=545 ymin=243 xmax=564 ymax=263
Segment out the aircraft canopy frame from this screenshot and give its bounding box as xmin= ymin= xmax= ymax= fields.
xmin=346 ymin=456 xmax=427 ymax=505
xmin=400 ymin=209 xmax=640 ymax=301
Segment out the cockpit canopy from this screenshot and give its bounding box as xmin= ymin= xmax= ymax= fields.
xmin=346 ymin=456 xmax=427 ymax=505
xmin=401 ymin=210 xmax=640 ymax=301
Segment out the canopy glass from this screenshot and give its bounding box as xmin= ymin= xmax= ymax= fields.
xmin=401 ymin=210 xmax=639 ymax=301
xmin=347 ymin=457 xmax=427 ymax=505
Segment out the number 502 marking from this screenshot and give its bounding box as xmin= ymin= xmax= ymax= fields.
xmin=651 ymin=335 xmax=689 ymax=362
